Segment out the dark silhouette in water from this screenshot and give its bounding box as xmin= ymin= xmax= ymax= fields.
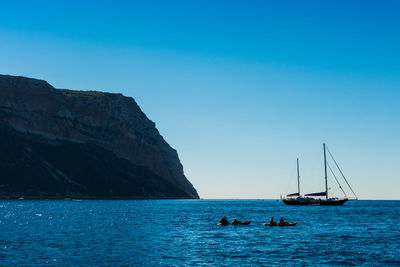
xmin=231 ymin=218 xmax=251 ymax=225
xmin=282 ymin=144 xmax=357 ymax=206
xmin=219 ymin=216 xmax=230 ymax=225
xmin=264 ymin=216 xmax=296 ymax=226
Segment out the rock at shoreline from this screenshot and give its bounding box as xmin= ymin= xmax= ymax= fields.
xmin=0 ymin=74 xmax=199 ymax=199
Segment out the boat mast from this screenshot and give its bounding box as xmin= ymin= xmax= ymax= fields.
xmin=323 ymin=143 xmax=328 ymax=199
xmin=297 ymin=158 xmax=300 ymax=196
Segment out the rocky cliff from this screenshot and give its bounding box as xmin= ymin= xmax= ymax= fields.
xmin=0 ymin=74 xmax=199 ymax=199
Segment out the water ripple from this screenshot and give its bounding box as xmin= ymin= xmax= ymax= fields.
xmin=0 ymin=200 xmax=399 ymax=265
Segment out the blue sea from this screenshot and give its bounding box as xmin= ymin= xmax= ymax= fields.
xmin=1 ymin=200 xmax=399 ymax=266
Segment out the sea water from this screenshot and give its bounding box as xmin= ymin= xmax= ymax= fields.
xmin=0 ymin=200 xmax=399 ymax=266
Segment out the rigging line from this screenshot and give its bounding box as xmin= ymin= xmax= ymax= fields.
xmin=326 ymin=146 xmax=358 ymax=199
xmin=327 ymin=162 xmax=348 ymax=198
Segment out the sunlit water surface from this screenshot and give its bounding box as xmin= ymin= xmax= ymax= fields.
xmin=1 ymin=200 xmax=399 ymax=266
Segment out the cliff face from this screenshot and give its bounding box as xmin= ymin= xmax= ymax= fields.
xmin=0 ymin=74 xmax=199 ymax=199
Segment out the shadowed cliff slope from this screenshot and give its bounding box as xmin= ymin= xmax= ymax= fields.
xmin=0 ymin=74 xmax=199 ymax=199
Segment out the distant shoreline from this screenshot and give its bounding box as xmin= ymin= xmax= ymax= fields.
xmin=1 ymin=198 xmax=398 ymax=201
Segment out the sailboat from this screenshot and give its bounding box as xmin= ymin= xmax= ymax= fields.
xmin=282 ymin=144 xmax=357 ymax=206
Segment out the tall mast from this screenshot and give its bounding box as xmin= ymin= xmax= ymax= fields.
xmin=323 ymin=143 xmax=328 ymax=199
xmin=297 ymin=158 xmax=300 ymax=196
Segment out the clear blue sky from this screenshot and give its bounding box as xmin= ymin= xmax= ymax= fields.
xmin=1 ymin=0 xmax=399 ymax=199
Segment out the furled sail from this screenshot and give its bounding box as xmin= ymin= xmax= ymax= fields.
xmin=305 ymin=192 xmax=327 ymax=196
xmin=287 ymin=193 xmax=300 ymax=196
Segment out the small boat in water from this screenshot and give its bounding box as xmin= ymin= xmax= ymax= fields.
xmin=218 ymin=217 xmax=251 ymax=225
xmin=264 ymin=222 xmax=297 ymax=226
xmin=218 ymin=221 xmax=251 ymax=225
xmin=282 ymin=144 xmax=357 ymax=206
xmin=233 ymin=221 xmax=251 ymax=225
